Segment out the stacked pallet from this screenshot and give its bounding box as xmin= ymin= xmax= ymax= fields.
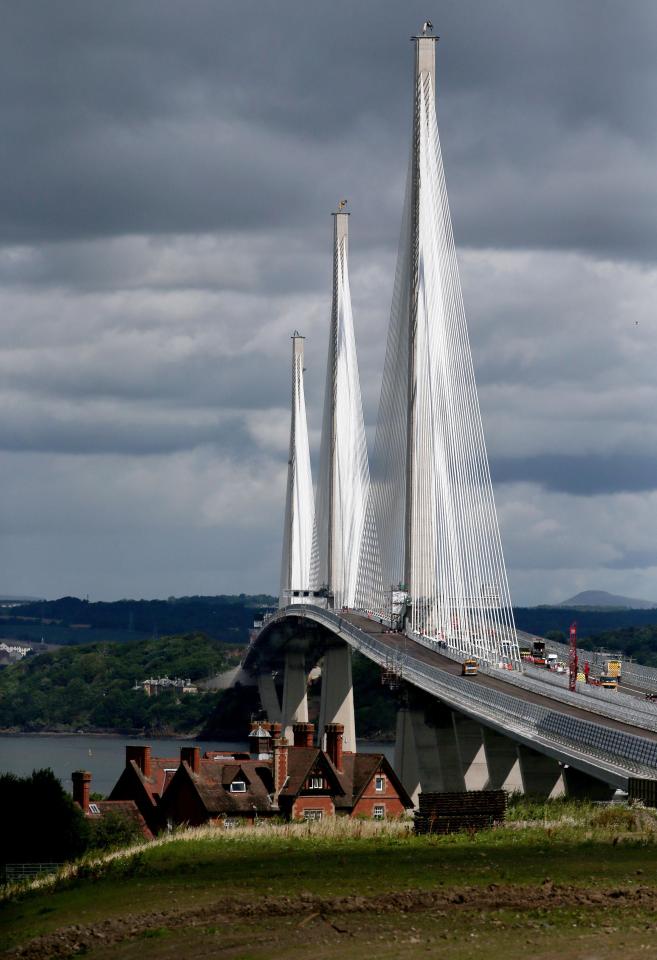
xmin=414 ymin=790 xmax=507 ymax=835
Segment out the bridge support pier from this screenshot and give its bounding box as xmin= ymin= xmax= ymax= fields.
xmin=281 ymin=649 xmax=308 ymax=742
xmin=452 ymin=714 xmax=488 ymax=790
xmin=394 ymin=702 xmax=466 ymax=805
xmin=562 ymin=766 xmax=616 ymax=801
xmin=257 ymin=671 xmax=282 ymax=724
xmin=318 ymin=641 xmax=356 ymax=752
xmin=517 ymin=745 xmax=563 ymax=798
xmin=394 ymin=706 xmax=421 ymax=806
xmin=482 ymin=727 xmax=523 ymax=791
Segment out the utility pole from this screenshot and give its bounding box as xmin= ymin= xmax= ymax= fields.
xmin=569 ymin=621 xmax=578 ymax=692
xmin=404 ymin=28 xmax=438 ymax=607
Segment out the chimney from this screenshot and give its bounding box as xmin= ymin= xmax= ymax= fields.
xmin=293 ymin=722 xmax=314 ymax=749
xmin=126 ymin=745 xmax=152 ymax=779
xmin=272 ymin=737 xmax=289 ymax=794
xmin=270 ymin=721 xmax=283 ymax=740
xmin=325 ymin=723 xmax=344 ymax=772
xmin=72 ymin=770 xmax=92 ymax=813
xmin=181 ymin=746 xmax=200 ymax=774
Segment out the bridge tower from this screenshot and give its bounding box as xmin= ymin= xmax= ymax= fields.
xmin=279 ymin=332 xmax=315 ymax=607
xmin=360 ymin=26 xmax=520 ymax=667
xmin=314 ymin=208 xmax=369 ymax=609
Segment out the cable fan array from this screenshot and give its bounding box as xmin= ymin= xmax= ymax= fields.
xmin=357 ymin=68 xmax=519 ymax=665
xmin=279 ymin=38 xmax=519 ymax=667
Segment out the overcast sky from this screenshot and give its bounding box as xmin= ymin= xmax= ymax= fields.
xmin=2 ymin=1 xmax=657 ymax=604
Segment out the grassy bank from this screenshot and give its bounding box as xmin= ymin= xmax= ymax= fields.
xmin=3 ymin=799 xmax=657 ymax=959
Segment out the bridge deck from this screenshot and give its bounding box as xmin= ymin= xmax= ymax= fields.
xmin=340 ymin=612 xmax=657 ymax=743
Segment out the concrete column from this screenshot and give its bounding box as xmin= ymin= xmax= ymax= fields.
xmin=452 ymin=714 xmax=488 ymax=791
xmin=517 ymin=745 xmax=564 ymax=798
xmin=318 ymin=642 xmax=356 ymax=752
xmin=394 ymin=706 xmax=421 ymax=806
xmin=394 ymin=703 xmax=466 ymax=806
xmin=482 ymin=727 xmax=523 ymax=791
xmin=257 ymin=671 xmax=281 ymax=724
xmin=562 ymin=766 xmax=615 ymax=801
xmin=424 ymin=704 xmax=466 ymax=792
xmin=281 ymin=649 xmax=308 ymax=742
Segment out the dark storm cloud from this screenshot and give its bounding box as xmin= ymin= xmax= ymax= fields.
xmin=2 ymin=1 xmax=657 ymax=259
xmin=0 ymin=404 xmax=250 ymax=457
xmin=3 ymin=2 xmax=657 ymax=601
xmin=491 ymin=454 xmax=657 ymax=496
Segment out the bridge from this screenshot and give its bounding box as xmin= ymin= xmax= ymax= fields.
xmin=244 ymin=27 xmax=657 ymax=804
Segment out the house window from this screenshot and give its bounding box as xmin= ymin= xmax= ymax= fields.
xmin=308 ymin=776 xmax=323 ymax=790
xmin=88 ymin=802 xmax=100 ymax=815
xmin=304 ymin=809 xmax=323 ymax=821
xmin=230 ymin=780 xmax=247 ymax=793
xmin=374 ymin=775 xmax=385 ymax=793
xmin=373 ymin=805 xmax=385 ymax=820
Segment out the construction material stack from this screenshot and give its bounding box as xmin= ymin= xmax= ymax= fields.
xmin=414 ymin=790 xmax=507 ymax=835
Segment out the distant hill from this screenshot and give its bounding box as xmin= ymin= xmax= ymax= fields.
xmin=558 ymin=590 xmax=657 ymax=610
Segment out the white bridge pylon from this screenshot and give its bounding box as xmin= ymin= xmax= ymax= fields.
xmin=357 ymin=31 xmax=520 ymax=667
xmin=313 ymin=210 xmax=370 ymax=610
xmin=279 ymin=333 xmax=315 ymax=607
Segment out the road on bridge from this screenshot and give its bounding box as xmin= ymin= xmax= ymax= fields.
xmin=340 ymin=611 xmax=657 ymax=743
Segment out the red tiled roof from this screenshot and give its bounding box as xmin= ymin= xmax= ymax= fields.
xmin=180 ymin=758 xmax=275 ymax=815
xmin=279 ymin=747 xmax=347 ymax=799
xmin=130 ymin=757 xmax=178 ymax=803
xmin=88 ymin=800 xmax=154 ymax=840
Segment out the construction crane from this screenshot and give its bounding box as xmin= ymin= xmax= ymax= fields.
xmin=569 ymin=622 xmax=578 ymax=692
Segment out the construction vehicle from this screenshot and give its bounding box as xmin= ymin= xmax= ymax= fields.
xmin=600 ymin=675 xmax=618 ymax=690
xmin=461 ymin=658 xmax=479 ymax=677
xmin=605 ymin=659 xmax=622 ymax=681
xmin=531 ymin=640 xmax=547 ymax=666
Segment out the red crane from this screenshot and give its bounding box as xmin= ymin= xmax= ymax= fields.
xmin=569 ymin=621 xmax=578 ymax=692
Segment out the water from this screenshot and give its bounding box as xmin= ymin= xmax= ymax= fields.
xmin=0 ymin=734 xmax=394 ymax=797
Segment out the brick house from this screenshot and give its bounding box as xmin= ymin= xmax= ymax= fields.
xmin=160 ymin=745 xmax=275 ymax=827
xmin=108 ymin=744 xmax=179 ymax=834
xmin=159 ymin=721 xmax=412 ymax=827
xmin=278 ymin=723 xmax=411 ymax=821
xmin=72 ymin=770 xmax=153 ymax=840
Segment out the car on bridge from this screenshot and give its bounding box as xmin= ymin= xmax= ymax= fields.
xmin=461 ymin=658 xmax=479 ymax=677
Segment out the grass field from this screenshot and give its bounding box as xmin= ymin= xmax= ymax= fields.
xmin=3 ymin=800 xmax=657 ymax=959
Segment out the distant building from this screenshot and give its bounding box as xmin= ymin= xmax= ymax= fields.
xmin=132 ymin=676 xmax=198 ymax=696
xmin=0 ymin=641 xmax=31 ymax=661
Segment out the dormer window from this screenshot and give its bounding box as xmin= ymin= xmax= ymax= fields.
xmin=230 ymin=780 xmax=247 ymax=793
xmin=308 ymin=776 xmax=323 ymax=790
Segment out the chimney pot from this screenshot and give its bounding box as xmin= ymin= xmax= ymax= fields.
xmin=126 ymin=745 xmax=152 ymax=779
xmin=180 ymin=746 xmax=201 ymax=774
xmin=325 ymin=723 xmax=344 ymax=772
xmin=292 ymin=722 xmax=315 ymax=749
xmin=72 ymin=769 xmax=92 ymax=812
xmin=272 ymin=737 xmax=289 ymax=794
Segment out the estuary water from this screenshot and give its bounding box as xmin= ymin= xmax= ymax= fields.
xmin=0 ymin=734 xmax=393 ymax=797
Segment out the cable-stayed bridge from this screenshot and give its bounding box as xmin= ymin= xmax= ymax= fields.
xmin=245 ymin=27 xmax=657 ymax=802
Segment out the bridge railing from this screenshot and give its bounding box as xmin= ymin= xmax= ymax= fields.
xmin=280 ymin=605 xmax=657 ymax=779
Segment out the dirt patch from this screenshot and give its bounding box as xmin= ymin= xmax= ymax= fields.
xmin=6 ymin=883 xmax=657 ymax=960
